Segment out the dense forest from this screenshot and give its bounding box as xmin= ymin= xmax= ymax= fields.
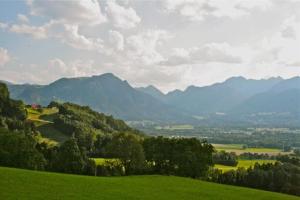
xmin=0 ymin=82 xmax=299 ymax=196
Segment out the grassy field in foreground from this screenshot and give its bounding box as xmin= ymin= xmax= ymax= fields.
xmin=215 ymin=159 xmax=276 ymax=172
xmin=213 ymin=144 xmax=284 ymax=155
xmin=0 ymin=167 xmax=298 ymax=200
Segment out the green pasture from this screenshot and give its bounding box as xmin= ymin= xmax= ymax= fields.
xmin=0 ymin=167 xmax=298 ymax=200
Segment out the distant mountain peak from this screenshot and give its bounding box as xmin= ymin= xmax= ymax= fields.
xmin=145 ymin=85 xmax=164 ymax=94
xmin=91 ymin=73 xmax=121 ymax=80
xmin=96 ymin=73 xmax=115 ymax=78
xmin=224 ymin=76 xmax=247 ymax=83
xmin=136 ymin=84 xmax=165 ymax=101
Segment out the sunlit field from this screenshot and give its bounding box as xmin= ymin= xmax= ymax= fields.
xmin=1 ymin=167 xmax=298 ymax=200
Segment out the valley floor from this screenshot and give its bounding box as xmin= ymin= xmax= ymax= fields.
xmin=0 ymin=167 xmax=298 ymax=200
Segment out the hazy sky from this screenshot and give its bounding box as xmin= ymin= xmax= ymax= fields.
xmin=0 ymin=0 xmax=300 ymax=92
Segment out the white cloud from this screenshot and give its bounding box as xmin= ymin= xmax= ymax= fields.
xmin=49 ymin=58 xmax=96 ymax=77
xmin=106 ymin=0 xmax=141 ymax=29
xmin=27 ymin=0 xmax=106 ymax=25
xmin=108 ymin=30 xmax=124 ymax=51
xmin=0 ymin=22 xmax=8 ymax=29
xmin=9 ymin=24 xmax=47 ymax=39
xmin=280 ymin=16 xmax=299 ymax=39
xmin=163 ymin=42 xmax=243 ymax=65
xmin=251 ymin=15 xmax=300 ymax=66
xmin=9 ymin=21 xmax=104 ymax=51
xmin=160 ymin=48 xmax=190 ymax=66
xmin=50 ymin=23 xmax=104 ymax=51
xmin=0 ymin=48 xmax=10 ymax=66
xmin=126 ymin=30 xmax=171 ymax=65
xmin=162 ymin=0 xmax=273 ymax=21
xmin=191 ymin=43 xmax=243 ymax=63
xmin=17 ymin=14 xmax=29 ymax=23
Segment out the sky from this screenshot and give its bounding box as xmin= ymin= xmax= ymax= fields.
xmin=0 ymin=0 xmax=300 ymax=92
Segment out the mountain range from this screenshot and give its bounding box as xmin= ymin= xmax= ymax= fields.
xmin=2 ymin=73 xmax=300 ymax=126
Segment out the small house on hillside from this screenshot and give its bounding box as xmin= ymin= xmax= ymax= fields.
xmin=31 ymin=104 xmax=41 ymax=109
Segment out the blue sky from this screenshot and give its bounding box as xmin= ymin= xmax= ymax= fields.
xmin=0 ymin=0 xmax=300 ymax=92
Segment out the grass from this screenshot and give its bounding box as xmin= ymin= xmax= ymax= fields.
xmin=37 ymin=123 xmax=69 ymax=143
xmin=26 ymin=107 xmax=68 ymax=143
xmin=214 ymin=160 xmax=276 ymax=172
xmin=213 ymin=144 xmax=283 ymax=155
xmin=92 ymin=158 xmax=121 ymax=166
xmin=0 ymin=167 xmax=298 ymax=200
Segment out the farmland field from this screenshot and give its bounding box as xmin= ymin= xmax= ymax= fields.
xmin=0 ymin=167 xmax=298 ymax=200
xmin=213 ymin=144 xmax=285 ymax=155
xmin=92 ymin=158 xmax=121 ymax=166
xmin=214 ymin=159 xmax=276 ymax=172
xmin=155 ymin=124 xmax=194 ymax=130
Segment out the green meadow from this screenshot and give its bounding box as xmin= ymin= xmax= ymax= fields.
xmin=213 ymin=143 xmax=284 ymax=155
xmin=214 ymin=159 xmax=276 ymax=172
xmin=0 ymin=167 xmax=298 ymax=200
xmin=26 ymin=107 xmax=69 ymax=142
xmin=92 ymin=158 xmax=121 ymax=166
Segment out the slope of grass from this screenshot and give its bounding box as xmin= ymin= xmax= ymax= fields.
xmin=0 ymin=167 xmax=298 ymax=200
xmin=215 ymin=159 xmax=276 ymax=172
xmin=26 ymin=107 xmax=69 ymax=143
xmin=26 ymin=107 xmax=58 ymax=126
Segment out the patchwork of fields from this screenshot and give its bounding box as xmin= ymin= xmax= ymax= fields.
xmin=0 ymin=167 xmax=298 ymax=200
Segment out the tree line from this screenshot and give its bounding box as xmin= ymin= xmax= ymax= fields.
xmin=207 ymin=161 xmax=300 ymax=196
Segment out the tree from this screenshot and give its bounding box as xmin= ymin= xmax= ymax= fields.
xmin=143 ymin=137 xmax=214 ymax=178
xmin=0 ymin=128 xmax=46 ymax=170
xmin=106 ymin=133 xmax=145 ymax=175
xmin=213 ymin=151 xmax=238 ymax=166
xmin=53 ymin=138 xmax=86 ymax=174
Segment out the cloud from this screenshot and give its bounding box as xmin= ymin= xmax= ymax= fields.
xmin=49 ymin=23 xmax=104 ymax=51
xmin=9 ymin=21 xmax=104 ymax=51
xmin=162 ymin=0 xmax=273 ymax=21
xmin=0 ymin=22 xmax=8 ymax=29
xmin=108 ymin=30 xmax=124 ymax=51
xmin=27 ymin=0 xmax=106 ymax=25
xmin=0 ymin=48 xmax=10 ymax=66
xmin=126 ymin=30 xmax=171 ymax=65
xmin=106 ymin=1 xmax=141 ymax=29
xmin=191 ymin=43 xmax=243 ymax=63
xmin=280 ymin=16 xmax=298 ymax=39
xmin=160 ymin=48 xmax=190 ymax=66
xmin=252 ymin=15 xmax=300 ymax=66
xmin=9 ymin=24 xmax=47 ymax=39
xmin=162 ymin=42 xmax=243 ymax=65
xmin=49 ymin=58 xmax=96 ymax=77
xmin=17 ymin=14 xmax=29 ymax=23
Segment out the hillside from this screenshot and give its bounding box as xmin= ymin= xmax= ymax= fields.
xmin=26 ymin=102 xmax=143 ymax=144
xmin=0 ymin=167 xmax=298 ymax=200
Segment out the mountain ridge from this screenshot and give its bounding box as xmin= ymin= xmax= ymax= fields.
xmin=3 ymin=74 xmax=300 ymax=126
